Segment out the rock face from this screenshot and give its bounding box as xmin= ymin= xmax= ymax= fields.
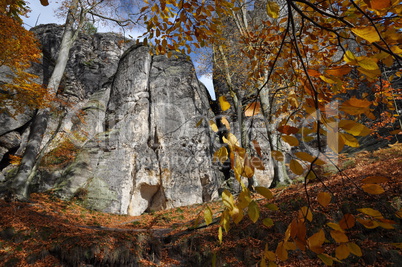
xmin=0 ymin=24 xmax=220 ymax=215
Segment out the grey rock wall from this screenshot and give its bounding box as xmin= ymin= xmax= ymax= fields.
xmin=0 ymin=24 xmax=220 ymax=215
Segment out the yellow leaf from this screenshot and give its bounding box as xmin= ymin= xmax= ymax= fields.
xmin=223 ymin=133 xmax=239 ymax=148
xmin=204 ymin=206 xmax=213 ymax=225
xmin=294 ymin=152 xmax=325 ymax=165
xmin=351 ymin=26 xmax=380 ymax=43
xmin=357 ymin=208 xmax=383 ymax=218
xmin=357 ymin=218 xmax=379 ymax=229
xmin=271 ymin=150 xmax=284 ymax=161
xmin=255 ymin=186 xmax=274 ymax=199
xmin=317 ymin=192 xmax=331 ymax=207
xmin=264 ymin=245 xmax=276 ymax=261
xmin=248 ymin=200 xmax=260 ymax=223
xmin=307 ymin=229 xmax=325 ymax=254
xmin=347 ymin=242 xmax=362 ymax=256
xmin=243 ymin=156 xmax=255 ymax=178
xmin=222 ymin=189 xmax=234 ymax=211
xmin=266 ymin=1 xmax=280 ymax=19
xmin=209 ymin=120 xmax=218 ymax=132
xmin=339 ymin=214 xmax=355 ymax=230
xmin=213 ymin=146 xmax=228 ymax=164
xmin=245 ymin=102 xmax=261 ymax=116
xmin=377 ymin=221 xmax=395 ymax=229
xmin=330 ymin=230 xmax=349 ymax=243
xmin=282 ymin=135 xmax=299 ymax=146
xmin=344 ymin=50 xmax=357 ymax=63
xmin=318 ymin=253 xmax=333 ymax=266
xmin=299 ymin=206 xmax=313 ymax=222
xmin=358 ymin=67 xmax=382 ymax=79
xmin=370 ymin=0 xmax=391 ymax=10
xmin=320 ymin=75 xmax=337 ymax=84
xmin=265 ymin=203 xmax=279 ymax=211
xmin=263 ymin=218 xmax=274 ymax=228
xmin=290 ymin=159 xmax=304 ymax=175
xmin=335 ymin=243 xmax=350 ymax=260
xmin=219 ymin=96 xmax=230 ymax=111
xmin=357 ymin=57 xmax=379 ymax=70
xmin=218 ymin=226 xmax=223 ymax=243
xmin=339 ymin=120 xmax=372 ymax=136
xmin=361 ymin=176 xmax=389 ymax=184
xmin=341 ymin=133 xmax=360 ymax=148
xmin=230 ymin=205 xmax=244 ymax=224
xmin=361 ymin=184 xmax=385 ymax=194
xmin=276 ymin=241 xmax=288 ymax=261
xmin=327 ymin=222 xmax=344 ymax=232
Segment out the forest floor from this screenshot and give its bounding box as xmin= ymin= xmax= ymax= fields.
xmin=0 ymin=143 xmax=401 ymax=266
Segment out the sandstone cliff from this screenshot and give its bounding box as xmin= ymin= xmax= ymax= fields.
xmin=0 ymin=24 xmax=220 ymax=215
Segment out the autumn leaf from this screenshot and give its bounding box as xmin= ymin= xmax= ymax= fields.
xmin=290 ymin=159 xmax=304 ymax=175
xmin=307 ymin=229 xmax=325 ymax=253
xmin=351 ymin=26 xmax=380 ymax=43
xmin=209 ymin=120 xmax=218 ymax=132
xmin=361 ymin=176 xmax=389 ymax=184
xmin=347 ymin=242 xmax=362 ymax=256
xmin=282 ymin=135 xmax=299 ymax=146
xmin=299 ymin=206 xmax=313 ymax=222
xmin=271 ymin=150 xmax=284 ymax=161
xmin=361 ymin=184 xmax=385 ymax=194
xmin=357 ymin=208 xmax=383 ymax=218
xmin=370 ymin=0 xmax=391 ymax=10
xmin=266 ymin=1 xmax=280 ymax=19
xmin=339 ymin=120 xmax=371 ymax=136
xmin=204 ymin=206 xmax=213 ymax=225
xmin=213 ymin=146 xmax=228 ymax=164
xmin=255 ymin=186 xmax=274 ymax=200
xmin=248 ymin=200 xmax=260 ymax=223
xmin=339 ymin=214 xmax=355 ymax=230
xmin=252 ymin=140 xmax=262 ymax=157
xmin=335 ymin=243 xmax=350 ymax=260
xmin=330 ymin=230 xmax=349 ymax=243
xmin=276 ymin=241 xmax=288 ymax=261
xmin=318 ymin=254 xmax=333 ymax=266
xmin=263 ymin=218 xmax=274 ymax=228
xmin=317 ymin=192 xmax=331 ymax=207
xmin=245 ymin=102 xmax=261 ymax=116
xmin=277 ymin=125 xmax=299 ymax=135
xmin=219 ymin=96 xmax=231 ymax=111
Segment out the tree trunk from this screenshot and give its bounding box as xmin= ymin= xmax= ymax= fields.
xmin=12 ymin=0 xmax=81 ymax=198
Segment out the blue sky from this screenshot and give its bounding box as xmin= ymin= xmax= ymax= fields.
xmin=22 ymin=0 xmax=215 ymax=99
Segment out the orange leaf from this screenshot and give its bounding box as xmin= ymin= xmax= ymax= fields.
xmin=361 ymin=184 xmax=385 ymax=194
xmin=335 ymin=243 xmax=350 ymax=260
xmin=347 ymin=242 xmax=362 ymax=256
xmin=277 ymin=125 xmax=299 ymax=135
xmin=317 ymin=192 xmax=331 ymax=207
xmin=290 ymin=159 xmax=304 ymax=175
xmin=307 ymin=229 xmax=325 ymax=254
xmin=252 ymin=140 xmax=262 ymax=157
xmin=299 ymin=206 xmax=313 ymax=222
xmin=361 ymin=176 xmax=389 ymax=184
xmin=330 ymin=230 xmax=349 ymax=243
xmin=339 ymin=214 xmax=355 ymax=230
xmin=245 ymin=102 xmax=261 ymax=116
xmin=370 ymin=0 xmax=391 ymax=10
xmin=275 ymin=241 xmax=288 ymax=261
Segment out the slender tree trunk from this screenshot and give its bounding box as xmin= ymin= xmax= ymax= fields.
xmin=12 ymin=0 xmax=82 ymax=198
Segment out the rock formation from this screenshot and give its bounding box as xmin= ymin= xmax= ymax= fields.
xmin=0 ymin=24 xmax=221 ymax=215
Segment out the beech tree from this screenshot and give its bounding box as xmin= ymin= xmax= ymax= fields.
xmin=140 ymin=0 xmax=401 ymax=264
xmin=0 ymin=0 xmax=46 ymax=116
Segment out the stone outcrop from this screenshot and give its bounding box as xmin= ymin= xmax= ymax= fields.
xmin=0 ymin=24 xmax=221 ymax=215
